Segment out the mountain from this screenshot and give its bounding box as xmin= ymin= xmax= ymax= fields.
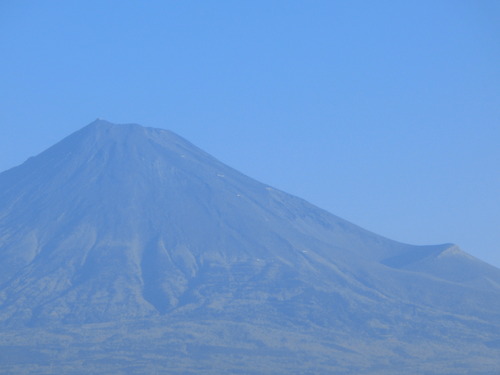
xmin=0 ymin=120 xmax=499 ymax=374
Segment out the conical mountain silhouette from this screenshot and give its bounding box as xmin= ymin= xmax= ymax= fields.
xmin=0 ymin=120 xmax=499 ymax=373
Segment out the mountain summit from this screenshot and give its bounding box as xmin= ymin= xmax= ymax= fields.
xmin=1 ymin=120 xmax=499 ymax=374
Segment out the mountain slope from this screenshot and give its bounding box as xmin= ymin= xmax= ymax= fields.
xmin=0 ymin=120 xmax=499 ymax=373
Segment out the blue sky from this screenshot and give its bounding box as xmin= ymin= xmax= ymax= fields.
xmin=1 ymin=1 xmax=499 ymax=267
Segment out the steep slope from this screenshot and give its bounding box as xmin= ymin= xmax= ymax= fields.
xmin=0 ymin=120 xmax=499 ymax=373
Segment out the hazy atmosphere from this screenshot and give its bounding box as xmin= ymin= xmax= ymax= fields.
xmin=1 ymin=1 xmax=499 ymax=267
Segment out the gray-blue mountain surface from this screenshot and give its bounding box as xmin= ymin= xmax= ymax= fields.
xmin=0 ymin=120 xmax=499 ymax=374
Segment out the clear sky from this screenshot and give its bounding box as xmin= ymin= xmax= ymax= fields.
xmin=1 ymin=1 xmax=499 ymax=267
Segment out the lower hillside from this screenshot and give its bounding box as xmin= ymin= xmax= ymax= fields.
xmin=0 ymin=317 xmax=499 ymax=375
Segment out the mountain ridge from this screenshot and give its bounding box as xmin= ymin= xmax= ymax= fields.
xmin=0 ymin=120 xmax=499 ymax=373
